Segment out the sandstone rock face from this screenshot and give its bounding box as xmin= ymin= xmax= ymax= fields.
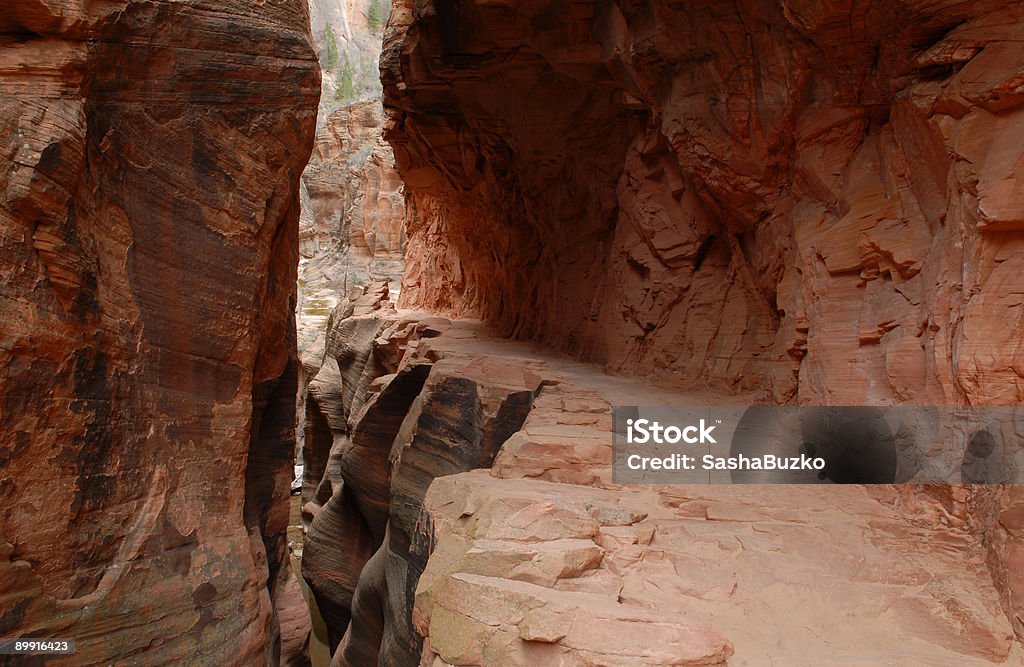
xmin=0 ymin=1 xmax=318 ymax=664
xmin=299 ymin=100 xmax=405 ymax=293
xmin=296 ymin=1 xmax=1024 ymax=663
xmin=296 ymin=98 xmax=406 ymax=494
xmin=382 ymin=0 xmax=1024 ymax=406
xmin=308 ymin=0 xmax=386 ymax=114
xmin=279 ymin=571 xmax=314 ymax=667
xmin=298 ymin=298 xmax=540 ymax=664
xmin=418 ymin=476 xmax=1018 ymax=665
xmin=301 ymin=313 xmax=1024 ymax=664
xmin=981 ymin=485 xmax=1024 ymax=640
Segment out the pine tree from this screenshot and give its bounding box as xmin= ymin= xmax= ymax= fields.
xmin=335 ymin=53 xmax=355 ymax=103
xmin=367 ymin=0 xmax=383 ymax=34
xmin=322 ymin=25 xmax=339 ymax=71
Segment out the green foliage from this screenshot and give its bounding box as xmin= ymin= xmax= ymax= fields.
xmin=334 ymin=53 xmax=356 ymax=103
xmin=322 ymin=25 xmax=339 ymax=71
xmin=359 ymin=51 xmax=379 ymax=86
xmin=367 ymin=0 xmax=384 ymax=33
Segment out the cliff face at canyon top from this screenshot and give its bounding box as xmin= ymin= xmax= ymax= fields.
xmin=382 ymin=0 xmax=1024 ymax=407
xmin=0 ymin=1 xmax=318 ymax=664
xmin=299 ymin=99 xmax=404 ymax=313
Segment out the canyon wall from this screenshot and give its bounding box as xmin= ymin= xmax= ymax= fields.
xmin=0 ymin=1 xmax=318 ymax=664
xmin=300 ymin=100 xmax=405 ymax=302
xmin=381 ymin=0 xmax=1024 ymax=407
xmin=293 ymin=7 xmax=406 ymax=525
xmin=296 ymin=99 xmax=406 ymax=490
xmin=299 ymin=294 xmax=542 ymax=664
xmin=292 ymin=0 xmax=1024 ymax=663
xmin=309 ymin=0 xmax=388 ymax=114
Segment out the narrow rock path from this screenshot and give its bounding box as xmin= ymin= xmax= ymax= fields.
xmin=408 ymin=316 xmax=1023 ymax=666
xmin=299 ymin=301 xmax=1022 ymax=665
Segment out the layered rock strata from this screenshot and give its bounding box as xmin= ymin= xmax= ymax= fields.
xmin=299 ymin=99 xmax=404 ymax=298
xmin=296 ymin=100 xmax=406 ymax=475
xmin=980 ymin=485 xmax=1024 ymax=640
xmin=0 ymin=1 xmax=318 ymax=663
xmin=381 ymin=0 xmax=1024 ymax=406
xmin=302 ymin=311 xmax=1024 ymax=664
xmin=308 ymin=0 xmax=386 ymax=116
xmin=300 ymin=291 xmax=538 ymax=663
xmin=316 ymin=0 xmax=1024 ymax=663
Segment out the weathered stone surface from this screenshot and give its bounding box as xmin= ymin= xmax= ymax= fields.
xmin=409 ymin=325 xmax=1024 ymax=665
xmin=382 ymin=0 xmax=1024 ymax=406
xmin=308 ymin=0 xmax=386 ymax=117
xmin=296 ymin=102 xmax=407 ymax=487
xmin=427 ymin=573 xmax=732 ymax=666
xmin=295 ymin=5 xmax=405 ymax=478
xmin=299 ymin=100 xmax=404 ymax=295
xmin=376 ymin=358 xmax=537 ymax=664
xmin=299 ymin=310 xmax=542 ymax=663
xmin=295 ymin=101 xmax=405 ymax=415
xmin=293 ymin=0 xmax=1024 ymax=663
xmin=301 ymin=314 xmax=1024 ymax=665
xmin=279 ymin=571 xmax=313 ymax=667
xmin=420 ymin=470 xmax=1022 ymax=665
xmin=302 ymin=283 xmax=397 ymax=508
xmin=302 ymin=354 xmax=432 ymax=646
xmin=0 ymin=1 xmax=318 ymax=663
xmin=981 ymin=485 xmax=1024 ymax=641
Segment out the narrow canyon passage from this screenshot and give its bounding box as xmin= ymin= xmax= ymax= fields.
xmin=2 ymin=0 xmax=1024 ymax=666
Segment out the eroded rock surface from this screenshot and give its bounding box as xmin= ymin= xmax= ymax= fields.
xmin=981 ymin=485 xmax=1024 ymax=641
xmin=298 ymin=295 xmax=540 ymax=663
xmin=296 ymin=100 xmax=406 ymax=470
xmin=381 ymin=0 xmax=1024 ymax=406
xmin=0 ymin=1 xmax=318 ymax=663
xmin=300 ymin=99 xmax=404 ymax=288
xmin=301 ymin=314 xmax=1024 ymax=664
xmin=306 ymin=0 xmax=1024 ymax=664
xmin=308 ymin=0 xmax=386 ymax=116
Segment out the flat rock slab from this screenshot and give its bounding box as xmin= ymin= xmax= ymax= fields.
xmin=406 ymin=320 xmax=1024 ymax=666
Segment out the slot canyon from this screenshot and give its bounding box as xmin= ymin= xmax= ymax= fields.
xmin=2 ymin=1 xmax=1024 ymax=666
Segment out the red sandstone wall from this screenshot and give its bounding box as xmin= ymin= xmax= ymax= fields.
xmin=300 ymin=99 xmax=405 ymax=290
xmin=0 ymin=2 xmax=319 ymax=663
xmin=382 ymin=0 xmax=1024 ymax=406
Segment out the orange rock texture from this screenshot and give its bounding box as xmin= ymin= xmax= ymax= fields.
xmin=0 ymin=1 xmax=319 ymax=663
xmin=300 ymin=100 xmax=405 ymax=295
xmin=302 ymin=311 xmax=1024 ymax=665
xmin=382 ymin=0 xmax=1024 ymax=406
